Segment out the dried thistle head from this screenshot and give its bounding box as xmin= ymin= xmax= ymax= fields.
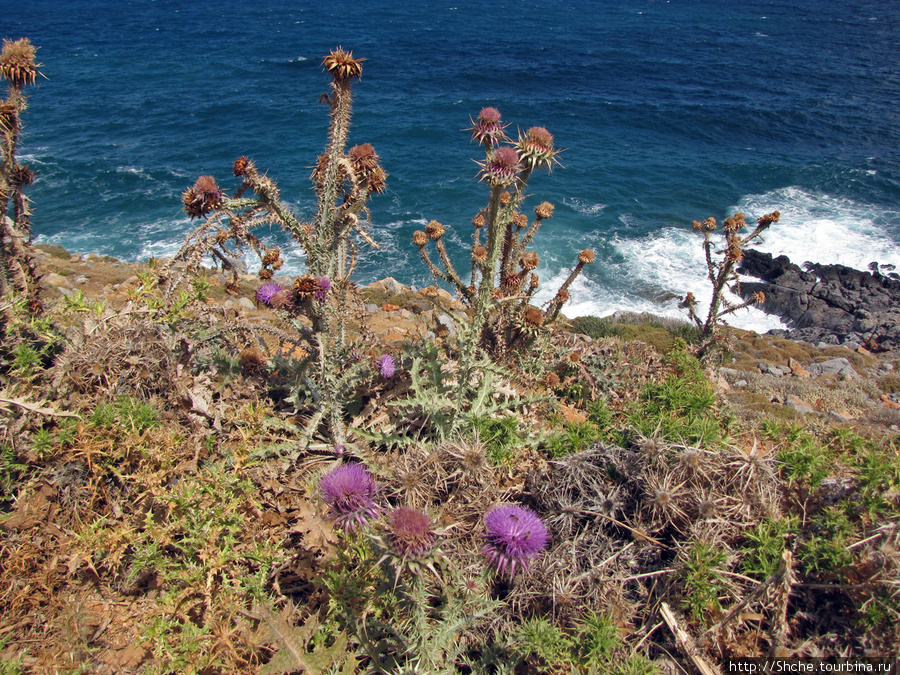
xmin=757 ymin=210 xmax=780 ymax=229
xmin=293 ymin=274 xmax=320 ymax=299
xmin=240 ymin=348 xmax=266 ymax=373
xmin=0 ymin=38 xmax=41 ymax=87
xmin=545 ymin=372 xmax=561 ymax=388
xmin=181 ymin=175 xmax=223 ymax=219
xmin=472 ymin=213 xmax=485 ymax=228
xmin=753 ymin=290 xmax=766 ymax=304
xmin=0 ymin=101 xmax=17 ymax=132
xmin=535 ymin=201 xmax=554 ymax=220
xmin=413 ymin=230 xmax=428 ymax=247
xmin=468 ymin=106 xmax=508 ymax=147
xmin=9 ymin=164 xmax=34 ymax=188
xmin=322 ymin=47 xmax=364 ymax=83
xmin=233 ymin=156 xmax=250 ymax=177
xmin=499 ymin=191 xmax=512 ymax=206
xmin=367 ymin=165 xmax=388 ymax=193
xmin=473 ymin=245 xmax=488 ymax=262
xmin=578 ymin=249 xmax=595 ymax=265
xmin=555 ymin=288 xmax=570 ymax=303
xmin=425 ymin=220 xmax=446 ymax=240
xmin=348 ymin=142 xmax=379 ymax=173
xmin=519 ymin=250 xmax=539 ymax=271
xmin=443 ymin=435 xmax=490 ymax=481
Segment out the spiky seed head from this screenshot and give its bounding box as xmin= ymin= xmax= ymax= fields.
xmin=535 ymin=201 xmax=554 ymax=220
xmin=367 ymin=165 xmax=388 ymax=193
xmin=545 ymin=372 xmax=561 ymax=387
xmin=388 ymin=507 xmax=436 ymax=559
xmin=0 ymin=38 xmax=40 ymax=87
xmin=483 ymin=504 xmax=548 ymax=576
xmin=652 ymin=489 xmax=672 ymax=509
xmin=472 ymin=214 xmax=485 ymax=228
xmin=519 ymin=251 xmax=539 ymax=271
xmin=348 ymin=142 xmax=379 ymax=173
xmin=516 ymin=213 xmax=529 ymax=228
xmin=758 ymin=210 xmax=780 ymax=228
xmin=517 ymin=126 xmax=561 ymax=172
xmin=0 ymin=101 xmax=16 ymax=132
xmin=323 ymin=47 xmax=364 ymax=83
xmin=233 ymin=156 xmax=250 ymax=177
xmin=320 ymin=463 xmax=382 ymax=533
xmin=726 ymin=244 xmax=744 ymax=263
xmin=578 ymin=249 xmax=596 ymax=264
xmin=473 ymin=245 xmax=488 ymax=262
xmin=753 ymin=291 xmax=766 ymax=304
xmin=240 ymin=348 xmax=266 ymax=373
xmin=468 ymin=106 xmax=508 ymax=147
xmin=10 ymin=164 xmax=33 ymax=188
xmin=261 ymin=247 xmax=281 ymax=267
xmin=182 ymin=175 xmax=223 ymax=219
xmin=568 ymin=351 xmax=581 ymax=363
xmin=499 ymin=191 xmax=512 ymax=206
xmin=702 ymin=217 xmax=717 ymax=233
xmin=425 ymin=220 xmax=445 ymax=240
xmin=413 ymin=230 xmax=428 ymax=247
xmin=697 ymin=498 xmax=716 ymax=519
xmin=479 ymin=146 xmax=521 ymax=186
xmin=258 ymin=268 xmax=273 ymax=280
xmin=293 ymin=275 xmax=319 ymax=299
xmin=522 ymin=305 xmax=545 ymax=328
xmin=680 ymin=448 xmax=702 ymax=472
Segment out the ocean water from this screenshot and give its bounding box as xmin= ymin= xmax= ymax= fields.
xmin=7 ymin=0 xmax=900 ymax=331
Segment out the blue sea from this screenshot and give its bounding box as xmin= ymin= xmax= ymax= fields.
xmin=7 ymin=0 xmax=900 ymax=331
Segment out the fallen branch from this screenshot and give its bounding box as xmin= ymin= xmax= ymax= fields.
xmin=660 ymin=602 xmax=721 ymax=675
xmin=0 ymin=395 xmax=81 ymax=419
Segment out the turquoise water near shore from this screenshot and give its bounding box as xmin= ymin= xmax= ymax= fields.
xmin=7 ymin=0 xmax=900 ymax=330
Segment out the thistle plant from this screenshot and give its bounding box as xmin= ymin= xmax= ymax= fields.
xmin=0 ymin=38 xmax=43 ymax=334
xmin=413 ymin=108 xmax=594 ymax=408
xmin=681 ymin=210 xmax=780 ymax=350
xmin=319 ymin=461 xmax=383 ymax=533
xmin=482 ymin=503 xmax=549 ymax=576
xmin=167 ymin=47 xmax=385 ymax=447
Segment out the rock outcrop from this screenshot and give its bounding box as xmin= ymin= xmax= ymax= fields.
xmin=738 ymin=249 xmax=900 ymax=349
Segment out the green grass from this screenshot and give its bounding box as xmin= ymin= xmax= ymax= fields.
xmin=472 ymin=414 xmax=523 ymax=466
xmin=678 ymin=540 xmax=729 ymax=625
xmin=740 ymin=516 xmax=798 ymax=579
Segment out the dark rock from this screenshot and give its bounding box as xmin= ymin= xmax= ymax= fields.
xmin=738 ymin=250 xmax=900 ymax=349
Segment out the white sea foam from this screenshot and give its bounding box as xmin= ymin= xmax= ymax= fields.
xmin=545 ymin=186 xmax=900 ymax=334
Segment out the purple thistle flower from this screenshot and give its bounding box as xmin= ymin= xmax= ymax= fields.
xmin=319 ymin=463 xmax=382 ymax=533
xmin=388 ymin=507 xmax=436 ymax=559
xmin=376 ymin=354 xmax=395 ymax=379
xmin=256 ymin=282 xmax=284 ymax=306
xmin=315 ymin=276 xmax=331 ymax=302
xmin=483 ymin=504 xmax=548 ymax=576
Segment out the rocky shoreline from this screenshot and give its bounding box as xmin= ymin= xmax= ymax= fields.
xmin=738 ymin=249 xmax=900 ymax=351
